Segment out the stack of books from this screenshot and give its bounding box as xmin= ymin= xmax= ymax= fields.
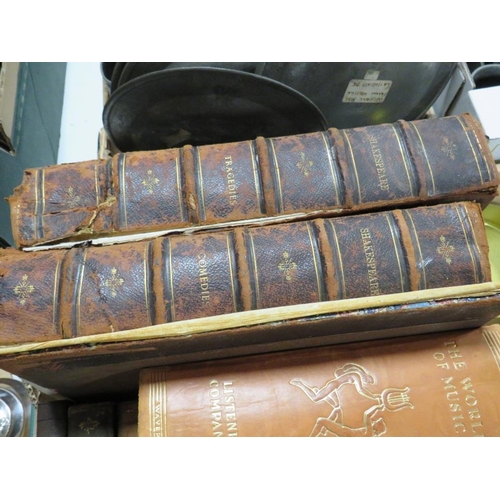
xmin=1 ymin=110 xmax=500 ymax=436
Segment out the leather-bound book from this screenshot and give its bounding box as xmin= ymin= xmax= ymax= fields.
xmin=36 ymin=400 xmax=69 ymax=437
xmin=67 ymin=401 xmax=116 ymax=437
xmin=0 ymin=202 xmax=492 ymax=345
xmin=138 ymin=324 xmax=500 ymax=437
xmin=8 ymin=113 xmax=498 ymax=248
xmin=117 ymin=400 xmax=138 ymax=437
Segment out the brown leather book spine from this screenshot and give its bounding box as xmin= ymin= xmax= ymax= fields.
xmin=192 ymin=140 xmax=267 ymax=224
xmin=113 ymin=148 xmax=189 ymax=234
xmin=117 ymin=400 xmax=138 ymax=437
xmin=0 ymin=202 xmax=491 ymax=345
xmin=319 ymin=202 xmax=491 ymax=299
xmin=36 ymin=400 xmax=69 ymax=437
xmin=0 ymin=248 xmax=67 ymax=343
xmin=8 ymin=114 xmax=498 ymax=248
xmin=59 ymin=239 xmax=158 ymax=338
xmin=236 ymin=221 xmax=328 ymax=310
xmin=235 ymin=202 xmax=491 ymax=307
xmin=67 ymin=401 xmax=116 ymax=437
xmin=138 ymin=324 xmax=500 ymax=437
xmin=158 ymin=229 xmax=243 ymax=322
xmin=9 ymin=159 xmax=114 ymax=247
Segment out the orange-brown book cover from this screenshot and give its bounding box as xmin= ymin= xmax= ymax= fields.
xmin=138 ymin=324 xmax=500 ymax=437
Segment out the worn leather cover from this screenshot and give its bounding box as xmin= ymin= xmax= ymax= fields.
xmin=67 ymin=401 xmax=116 ymax=437
xmin=1 ymin=293 xmax=499 ymax=400
xmin=117 ymin=400 xmax=138 ymax=437
xmin=36 ymin=400 xmax=69 ymax=437
xmin=138 ymin=324 xmax=500 ymax=437
xmin=8 ymin=113 xmax=499 ymax=248
xmin=0 ymin=202 xmax=491 ymax=345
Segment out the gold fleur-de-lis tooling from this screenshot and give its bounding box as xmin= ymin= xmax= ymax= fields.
xmin=104 ymin=267 xmax=125 ymax=297
xmin=437 ymin=235 xmax=455 ymax=264
xmin=441 ymin=137 xmax=458 ymax=160
xmin=13 ymin=274 xmax=35 ymax=305
xmin=79 ymin=418 xmax=100 ymax=435
xmin=66 ymin=186 xmax=81 ymax=208
xmin=142 ymin=169 xmax=160 ymax=194
xmin=296 ymin=152 xmax=314 ymax=177
xmin=278 ymin=251 xmax=298 ymax=281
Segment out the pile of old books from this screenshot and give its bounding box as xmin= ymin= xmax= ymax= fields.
xmin=1 ymin=111 xmax=500 ymax=437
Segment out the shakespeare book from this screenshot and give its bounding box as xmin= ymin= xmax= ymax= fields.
xmin=8 ymin=113 xmax=498 ymax=248
xmin=0 ymin=202 xmax=491 ymax=345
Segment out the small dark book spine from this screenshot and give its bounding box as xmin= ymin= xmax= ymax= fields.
xmin=36 ymin=400 xmax=70 ymax=437
xmin=67 ymin=402 xmax=116 ymax=437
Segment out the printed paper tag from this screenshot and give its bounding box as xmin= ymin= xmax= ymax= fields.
xmin=342 ymin=79 xmax=392 ymax=103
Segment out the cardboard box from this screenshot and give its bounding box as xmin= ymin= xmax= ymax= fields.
xmin=443 ymin=64 xmax=500 ymax=162
xmin=0 ymin=62 xmax=20 ymax=154
xmin=468 ymin=86 xmax=500 ymax=161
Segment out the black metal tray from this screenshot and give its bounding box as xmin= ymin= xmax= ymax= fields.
xmin=258 ymin=62 xmax=457 ymax=128
xmin=103 ymin=66 xmax=328 ymax=151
